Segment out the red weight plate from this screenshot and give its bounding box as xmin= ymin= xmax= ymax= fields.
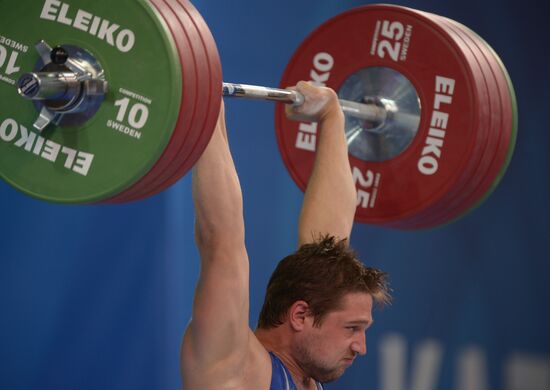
xmin=386 ymin=10 xmax=494 ymax=229
xmin=389 ymin=12 xmax=497 ymax=229
xmin=451 ymin=19 xmax=517 ymax=207
xmin=165 ymin=0 xmax=222 ymax=188
xmin=128 ymin=0 xmax=222 ymax=201
xmin=405 ymin=15 xmax=504 ymax=229
xmin=276 ymin=4 xmax=481 ymax=227
xmin=462 ymin=24 xmax=517 ymax=202
xmin=416 ymin=17 xmax=514 ymax=228
xmin=106 ymin=0 xmax=203 ymax=202
xmin=136 ymin=0 xmax=217 ymax=200
xmin=115 ymin=0 xmax=211 ymax=202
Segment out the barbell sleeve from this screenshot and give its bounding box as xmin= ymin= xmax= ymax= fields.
xmin=222 ymin=82 xmax=387 ymax=124
xmin=17 ymin=72 xmax=81 ymax=101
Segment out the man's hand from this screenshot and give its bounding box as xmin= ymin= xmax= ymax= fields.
xmin=285 ymin=81 xmax=342 ymax=123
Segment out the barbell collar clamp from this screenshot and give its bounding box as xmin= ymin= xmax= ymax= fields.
xmin=33 ymin=107 xmax=60 ymax=132
xmin=35 ymin=40 xmax=91 ymax=78
xmin=35 ymin=40 xmax=54 ymax=67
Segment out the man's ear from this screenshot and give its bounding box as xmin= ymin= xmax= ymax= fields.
xmin=288 ymin=300 xmax=312 ymax=331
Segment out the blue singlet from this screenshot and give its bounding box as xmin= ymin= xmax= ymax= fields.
xmin=269 ymin=352 xmax=324 ymax=390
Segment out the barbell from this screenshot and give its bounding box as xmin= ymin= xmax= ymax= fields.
xmin=0 ymin=0 xmax=517 ymax=229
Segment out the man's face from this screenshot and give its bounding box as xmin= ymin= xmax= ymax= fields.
xmin=293 ymin=292 xmax=374 ymax=383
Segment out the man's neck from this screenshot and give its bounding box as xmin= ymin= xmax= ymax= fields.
xmin=255 ymin=327 xmax=318 ymax=390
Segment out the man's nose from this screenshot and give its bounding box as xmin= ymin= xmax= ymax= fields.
xmin=351 ymin=332 xmax=367 ymax=356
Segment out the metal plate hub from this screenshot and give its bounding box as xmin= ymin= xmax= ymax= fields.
xmin=19 ymin=41 xmax=108 ymax=130
xmin=339 ymin=66 xmax=421 ymax=162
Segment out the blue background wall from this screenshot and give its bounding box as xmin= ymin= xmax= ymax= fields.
xmin=1 ymin=0 xmax=548 ymax=389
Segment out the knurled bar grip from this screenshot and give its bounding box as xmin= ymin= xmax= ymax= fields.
xmin=222 ymin=82 xmax=387 ymax=123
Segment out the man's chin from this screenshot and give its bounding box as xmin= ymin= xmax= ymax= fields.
xmin=314 ymin=366 xmax=347 ymax=384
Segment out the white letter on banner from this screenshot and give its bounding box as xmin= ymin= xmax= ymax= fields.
xmin=505 ymin=353 xmax=550 ymax=390
xmin=456 ymin=346 xmax=489 ymax=390
xmin=379 ymin=334 xmax=443 ymax=390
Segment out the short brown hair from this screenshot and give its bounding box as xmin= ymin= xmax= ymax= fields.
xmin=257 ymin=235 xmax=390 ymax=328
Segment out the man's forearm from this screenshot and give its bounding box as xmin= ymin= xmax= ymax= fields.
xmin=298 ymin=107 xmax=357 ymax=244
xmin=192 ymin=110 xmax=245 ymax=250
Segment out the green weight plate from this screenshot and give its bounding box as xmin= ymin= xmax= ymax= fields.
xmin=0 ymin=0 xmax=182 ymax=203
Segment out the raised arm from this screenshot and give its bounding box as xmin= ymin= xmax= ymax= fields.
xmin=180 ymin=102 xmax=250 ymax=381
xmin=286 ymin=82 xmax=357 ymax=245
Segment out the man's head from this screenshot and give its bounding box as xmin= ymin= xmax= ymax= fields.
xmin=257 ymin=235 xmax=390 ymax=382
xmin=258 ymin=235 xmax=390 ymax=328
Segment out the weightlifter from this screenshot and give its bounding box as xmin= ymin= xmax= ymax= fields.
xmin=180 ymin=81 xmax=391 ymax=390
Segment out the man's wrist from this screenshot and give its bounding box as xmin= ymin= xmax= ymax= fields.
xmin=320 ymin=101 xmax=345 ymax=123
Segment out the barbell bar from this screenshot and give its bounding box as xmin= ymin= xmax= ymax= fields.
xmin=221 ymin=82 xmax=388 ymax=124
